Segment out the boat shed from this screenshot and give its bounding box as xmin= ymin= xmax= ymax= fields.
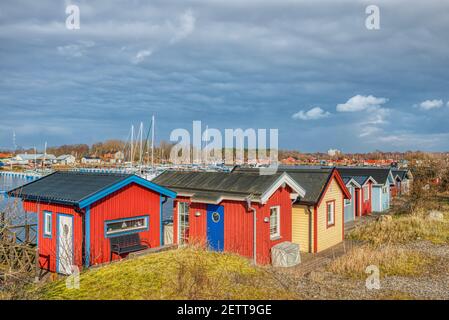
xmin=336 ymin=167 xmax=394 ymax=212
xmin=8 ymin=171 xmax=176 ymax=274
xmin=232 ymin=167 xmax=351 ymax=253
xmin=152 ymin=170 xmax=306 ymax=265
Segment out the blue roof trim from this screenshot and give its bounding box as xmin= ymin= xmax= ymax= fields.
xmin=78 ymin=175 xmax=177 ymax=208
xmin=84 ymin=206 xmax=91 ymax=268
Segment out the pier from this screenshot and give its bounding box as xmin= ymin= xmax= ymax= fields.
xmin=0 ymin=171 xmax=41 ymax=181
xmin=72 ymin=168 xmax=130 ymax=174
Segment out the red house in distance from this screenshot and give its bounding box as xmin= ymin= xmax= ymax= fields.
xmin=8 ymin=171 xmax=176 ymax=274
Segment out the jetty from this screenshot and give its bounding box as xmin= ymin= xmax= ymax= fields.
xmin=0 ymin=171 xmax=42 ymax=181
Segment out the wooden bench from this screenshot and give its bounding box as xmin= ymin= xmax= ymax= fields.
xmin=109 ymin=233 xmax=148 ymax=261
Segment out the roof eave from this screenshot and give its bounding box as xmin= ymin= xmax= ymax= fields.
xmin=78 ymin=175 xmax=177 ymax=209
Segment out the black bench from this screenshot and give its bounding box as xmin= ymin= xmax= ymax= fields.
xmin=109 ymin=233 xmax=148 ymax=261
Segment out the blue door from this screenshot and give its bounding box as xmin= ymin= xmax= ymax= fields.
xmin=207 ymin=204 xmax=224 ymax=251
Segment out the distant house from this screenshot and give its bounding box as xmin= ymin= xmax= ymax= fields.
xmin=392 ymin=169 xmax=413 ymax=195
xmin=153 ymin=170 xmax=306 ymax=265
xmin=114 ymin=151 xmax=124 ymax=161
xmin=281 ymin=157 xmax=297 ymax=165
xmin=0 ymin=152 xmax=13 ymax=159
xmin=337 ymin=167 xmax=394 ymax=213
xmin=9 ymin=171 xmax=176 ymax=274
xmin=81 ymin=156 xmax=102 ymax=164
xmin=339 ymin=174 xmax=377 ymax=220
xmin=15 ymin=153 xmax=56 ymax=164
xmin=15 ymin=153 xmax=43 ymax=162
xmin=56 ymin=154 xmax=76 ymax=165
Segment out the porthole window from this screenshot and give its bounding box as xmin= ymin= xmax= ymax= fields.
xmin=212 ymin=212 xmax=220 ymax=223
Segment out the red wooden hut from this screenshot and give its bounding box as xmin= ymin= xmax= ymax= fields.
xmin=336 ymin=170 xmax=376 ymax=217
xmin=8 ymin=171 xmax=176 ymax=274
xmin=152 ymin=170 xmax=306 ymax=265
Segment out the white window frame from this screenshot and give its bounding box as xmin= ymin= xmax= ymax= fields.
xmin=43 ymin=211 xmax=52 ymax=238
xmin=269 ymin=206 xmax=281 ymax=239
xmin=178 ymin=202 xmax=190 ymax=245
xmin=105 ymin=216 xmax=149 ymax=237
xmin=326 ymin=201 xmax=335 ymax=227
xmin=363 ymin=185 xmax=369 ymax=201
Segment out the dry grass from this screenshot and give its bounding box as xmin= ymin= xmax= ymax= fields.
xmin=349 ymin=214 xmax=449 ymax=247
xmin=378 ymin=290 xmax=418 ymax=300
xmin=32 ymin=246 xmax=298 ymax=300
xmin=0 ymin=273 xmax=37 ymax=300
xmin=327 ymin=245 xmax=433 ymax=279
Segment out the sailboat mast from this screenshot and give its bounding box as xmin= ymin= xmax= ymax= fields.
xmin=43 ymin=141 xmax=47 ymax=169
xmin=151 ymin=115 xmax=155 ymax=169
xmin=34 ymin=146 xmax=37 ymax=171
xmin=204 ymin=125 xmax=209 ymax=165
xmin=139 ymin=122 xmax=143 ymax=170
xmin=130 ymin=124 xmax=134 ymax=167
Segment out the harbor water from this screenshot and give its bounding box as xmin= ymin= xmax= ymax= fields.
xmin=0 ymin=172 xmax=37 ymax=243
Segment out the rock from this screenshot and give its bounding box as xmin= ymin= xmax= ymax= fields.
xmin=427 ymin=210 xmax=444 ymax=221
xmin=271 ymin=241 xmax=301 ymax=267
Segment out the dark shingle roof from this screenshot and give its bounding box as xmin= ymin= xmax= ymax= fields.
xmin=392 ymin=169 xmax=409 ymax=180
xmin=336 ymin=167 xmax=392 ymax=185
xmin=153 ymin=170 xmax=285 ymax=201
xmin=232 ymin=166 xmax=333 ymax=204
xmin=8 ymin=171 xmax=132 ymax=205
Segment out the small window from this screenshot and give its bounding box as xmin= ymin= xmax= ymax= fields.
xmin=270 ymin=206 xmax=280 ymax=239
xmin=43 ymin=211 xmax=52 ymax=238
xmin=363 ymin=186 xmax=369 ymax=201
xmin=105 ymin=216 xmax=149 ymax=237
xmin=327 ymin=201 xmax=335 ymax=227
xmin=178 ymin=202 xmax=190 ymax=245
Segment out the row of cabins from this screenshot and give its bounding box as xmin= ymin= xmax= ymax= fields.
xmin=8 ymin=166 xmax=412 ymax=274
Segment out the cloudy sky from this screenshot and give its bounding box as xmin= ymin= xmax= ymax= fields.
xmin=1 ymin=0 xmax=449 ymax=152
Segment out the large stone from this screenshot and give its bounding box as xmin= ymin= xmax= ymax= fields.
xmin=427 ymin=210 xmax=444 ymax=221
xmin=271 ymin=241 xmax=301 ymax=267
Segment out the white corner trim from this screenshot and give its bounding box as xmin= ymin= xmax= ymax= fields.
xmin=345 ymin=178 xmax=361 ymax=189
xmin=260 ymin=172 xmax=306 ymax=204
xmin=363 ymin=176 xmax=378 ymax=186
